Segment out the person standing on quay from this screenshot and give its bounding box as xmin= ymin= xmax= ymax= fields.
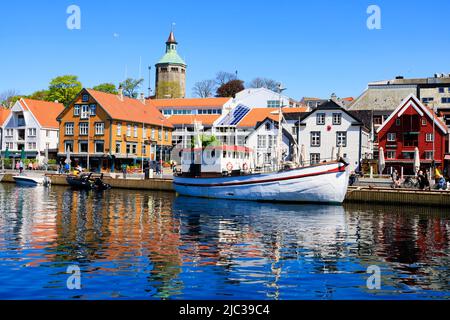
xmin=121 ymin=163 xmax=127 ymax=179
xmin=19 ymin=160 xmax=24 ymax=174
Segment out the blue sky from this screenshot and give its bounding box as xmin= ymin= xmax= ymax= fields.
xmin=1 ymin=0 xmax=449 ymax=100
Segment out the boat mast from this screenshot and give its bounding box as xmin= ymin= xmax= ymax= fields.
xmin=277 ymin=84 xmax=286 ymax=168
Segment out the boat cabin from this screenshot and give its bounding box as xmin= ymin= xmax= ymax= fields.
xmin=180 ymin=145 xmax=255 ymax=177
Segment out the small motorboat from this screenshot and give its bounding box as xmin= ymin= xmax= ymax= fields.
xmin=66 ymin=173 xmax=111 ymax=191
xmin=13 ymin=175 xmax=51 ymax=187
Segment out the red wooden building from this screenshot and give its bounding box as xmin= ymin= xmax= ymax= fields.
xmin=377 ymin=94 xmax=448 ymax=175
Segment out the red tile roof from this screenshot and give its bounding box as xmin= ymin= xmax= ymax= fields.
xmin=282 ymin=107 xmax=309 ymax=113
xmin=237 ymin=108 xmax=279 ymax=128
xmin=87 ymin=89 xmax=173 ymax=128
xmin=0 ymin=107 xmax=11 ymax=126
xmin=150 ymin=97 xmax=231 ymax=109
xmin=167 ymin=114 xmax=220 ymax=126
xmin=20 ymin=99 xmax=64 ymax=128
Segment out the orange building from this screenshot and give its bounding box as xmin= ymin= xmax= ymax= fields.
xmin=56 ymin=88 xmax=173 ymax=172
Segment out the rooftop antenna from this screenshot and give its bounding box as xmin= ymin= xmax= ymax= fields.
xmin=172 ymin=22 xmax=176 ymax=32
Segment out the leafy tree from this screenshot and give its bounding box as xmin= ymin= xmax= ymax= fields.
xmin=192 ymin=80 xmax=216 ymax=98
xmin=93 ymin=83 xmax=118 ymax=94
xmin=47 ymin=75 xmax=82 ymax=106
xmin=216 ymin=80 xmax=245 ymax=98
xmin=249 ymin=77 xmax=280 ymax=91
xmin=191 ymin=135 xmax=220 ymax=148
xmin=156 ymin=81 xmax=182 ymax=99
xmin=119 ymin=78 xmax=144 ymax=98
xmin=92 ymin=83 xmax=118 ymax=94
xmin=28 ymin=90 xmax=50 ymax=101
xmin=215 ymin=71 xmax=237 ymax=87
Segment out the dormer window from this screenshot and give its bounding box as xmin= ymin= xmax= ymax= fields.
xmin=74 ymin=105 xmax=80 ymax=116
xmin=82 ymin=94 xmax=89 ymax=102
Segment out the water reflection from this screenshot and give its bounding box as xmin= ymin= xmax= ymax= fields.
xmin=0 ymin=183 xmax=449 ymax=299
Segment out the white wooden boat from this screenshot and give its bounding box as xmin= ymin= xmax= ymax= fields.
xmin=13 ymin=176 xmax=50 ymax=187
xmin=174 ymin=159 xmax=349 ymax=204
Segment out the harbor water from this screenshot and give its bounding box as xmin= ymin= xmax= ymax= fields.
xmin=0 ymin=183 xmax=449 ymax=300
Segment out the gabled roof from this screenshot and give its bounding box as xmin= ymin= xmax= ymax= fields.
xmin=167 ymin=114 xmax=220 ymax=126
xmin=151 ymin=97 xmax=231 ymax=109
xmin=298 ymin=99 xmax=365 ymax=126
xmin=86 ymin=89 xmax=173 ymax=128
xmin=376 ymin=94 xmax=448 ymax=134
xmin=236 ymin=108 xmax=279 ymax=128
xmin=20 ymin=98 xmax=64 ymax=128
xmin=0 ymin=107 xmax=11 ymax=126
xmin=249 ymin=116 xmax=295 ymax=143
xmin=282 ymin=107 xmax=309 ymax=114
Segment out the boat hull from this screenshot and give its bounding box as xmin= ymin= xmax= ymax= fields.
xmin=13 ymin=176 xmax=44 ymax=187
xmin=174 ymin=162 xmax=349 ymax=204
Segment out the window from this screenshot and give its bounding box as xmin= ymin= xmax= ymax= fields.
xmin=65 ymin=123 xmax=74 ymax=136
xmin=82 ymin=94 xmax=89 ymax=102
xmin=95 ymin=122 xmax=104 ymax=135
xmin=46 ymin=130 xmax=50 ymax=138
xmin=27 ymin=128 xmax=37 ymax=137
xmin=292 ymin=126 xmax=298 ymax=136
xmin=79 ymin=123 xmax=89 ymax=136
xmin=311 ymin=132 xmax=321 ymax=147
xmin=396 ymin=118 xmax=401 ymax=126
xmin=158 ymin=129 xmax=162 ymax=141
xmin=74 ymin=105 xmax=80 ymax=116
xmin=387 ymin=133 xmax=396 ymax=142
xmin=115 ymin=142 xmax=121 ymax=154
xmin=142 ymin=144 xmax=147 ymax=155
xmin=126 ymin=143 xmax=137 ymax=154
xmin=90 ymin=104 xmax=96 ymax=116
xmin=425 ymin=151 xmax=434 ymax=160
xmin=27 ymin=142 xmax=36 ymax=150
xmin=6 ymin=142 xmax=14 ymax=149
xmin=151 ymin=128 xmax=155 ymax=140
xmin=441 ymin=97 xmax=450 ymax=104
xmin=64 ymin=141 xmax=74 ymax=152
xmin=332 ymin=113 xmax=342 ymax=125
xmin=79 ymin=141 xmax=88 ymax=153
xmin=422 ymin=97 xmax=434 ymax=104
xmin=422 ymin=119 xmax=427 ymax=126
xmin=134 ymin=125 xmax=138 ymax=138
xmin=336 ymin=132 xmax=347 ymax=147
xmin=142 ymin=125 xmax=146 ymax=138
xmin=387 ymin=151 xmax=396 ymax=159
xmin=127 ymin=124 xmax=131 ymax=137
xmin=316 ymin=113 xmax=326 ymax=125
xmin=310 ymin=153 xmax=320 ymax=165
xmin=439 ymin=88 xmax=445 ymax=93
xmin=80 ymin=105 xmax=89 ymax=119
xmin=165 ymin=129 xmax=169 ymax=141
xmin=265 ymin=123 xmax=271 ymax=131
xmin=257 ymin=135 xmax=267 ymax=148
xmin=5 ymin=129 xmax=13 ymax=137
xmin=373 ymin=116 xmax=383 ymax=125
xmin=267 ymin=135 xmax=276 ymax=149
xmin=267 ymin=100 xmax=280 ymax=108
xmin=426 ymin=133 xmax=434 ymax=142
xmin=95 ymin=141 xmax=104 ymax=153
xmin=117 ymin=123 xmax=122 ymax=136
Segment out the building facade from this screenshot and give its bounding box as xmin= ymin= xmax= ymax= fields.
xmin=298 ymin=100 xmax=369 ymax=172
xmin=234 ymin=88 xmax=300 ymax=109
xmin=153 ymin=97 xmax=234 ymax=117
xmin=57 ymin=89 xmax=173 ymax=172
xmin=377 ymin=94 xmax=448 ymax=175
xmin=155 ymin=31 xmax=187 ymax=99
xmin=1 ymin=98 xmax=63 ymax=162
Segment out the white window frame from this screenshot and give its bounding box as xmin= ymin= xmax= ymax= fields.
xmin=332 ymin=113 xmax=342 ymax=125
xmin=127 ymin=125 xmax=131 ymax=137
xmin=79 ymin=123 xmax=89 ymax=136
xmin=387 ymin=133 xmax=396 ymax=142
xmin=316 ymin=113 xmax=326 ymax=125
xmin=95 ymin=122 xmax=104 ymax=135
xmin=65 ymin=123 xmax=74 ymax=136
xmin=426 ymin=133 xmax=434 ymax=142
xmin=311 ymin=132 xmax=321 ymax=147
xmin=387 ymin=151 xmax=396 ymax=159
xmin=117 ymin=123 xmax=122 ymax=136
xmin=80 ymin=105 xmax=89 ymax=119
xmin=134 ymin=125 xmax=138 ymax=138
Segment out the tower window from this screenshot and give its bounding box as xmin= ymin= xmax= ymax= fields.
xmin=160 ymin=67 xmax=168 ymax=73
xmin=171 ymin=67 xmax=179 ymax=72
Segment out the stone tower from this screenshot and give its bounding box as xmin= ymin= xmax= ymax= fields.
xmin=155 ymin=31 xmax=187 ymax=99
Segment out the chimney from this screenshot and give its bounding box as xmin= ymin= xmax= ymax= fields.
xmin=139 ymin=92 xmax=146 ymax=104
xmin=118 ymin=85 xmax=124 ymax=101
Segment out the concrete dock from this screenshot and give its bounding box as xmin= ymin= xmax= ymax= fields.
xmin=1 ymin=172 xmax=449 ymax=207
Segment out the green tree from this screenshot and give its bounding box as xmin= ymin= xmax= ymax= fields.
xmin=216 ymin=79 xmax=245 ymax=98
xmin=119 ymin=78 xmax=144 ymax=98
xmin=47 ymin=75 xmax=82 ymax=106
xmin=93 ymin=83 xmax=118 ymax=94
xmin=28 ymin=90 xmax=50 ymax=101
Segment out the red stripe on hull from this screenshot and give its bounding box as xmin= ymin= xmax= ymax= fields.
xmin=174 ymin=165 xmax=347 ymax=188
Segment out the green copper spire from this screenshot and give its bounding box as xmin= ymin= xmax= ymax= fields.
xmin=156 ymin=31 xmax=186 ymax=66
